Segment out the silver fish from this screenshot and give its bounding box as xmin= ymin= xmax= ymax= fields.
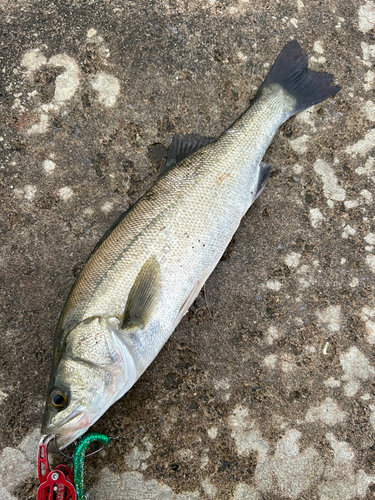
xmin=42 ymin=41 xmax=340 ymax=447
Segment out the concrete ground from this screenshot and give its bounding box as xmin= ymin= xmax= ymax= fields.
xmin=1 ymin=0 xmax=375 ymax=498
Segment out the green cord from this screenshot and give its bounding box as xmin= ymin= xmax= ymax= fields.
xmin=73 ymin=433 xmax=111 ymax=500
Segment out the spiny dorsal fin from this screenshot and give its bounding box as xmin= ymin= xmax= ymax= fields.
xmin=160 ymin=133 xmax=215 ymax=175
xmin=254 ymin=162 xmax=272 ymax=201
xmin=121 ymin=257 xmax=162 ymax=329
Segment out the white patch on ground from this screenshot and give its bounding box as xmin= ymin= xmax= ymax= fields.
xmin=342 ymin=224 xmax=356 ymax=239
xmin=370 ymin=406 xmax=375 ymax=430
xmin=355 ymin=156 xmax=374 ymax=177
xmin=364 ymin=69 xmax=375 ymax=91
xmin=311 ymin=55 xmax=327 ymax=64
xmin=313 ymin=159 xmax=346 ymax=203
xmin=48 ymin=54 xmax=80 ymax=103
xmin=20 ymin=45 xmax=117 ymax=134
xmin=347 ymin=129 xmax=375 ymax=156
xmin=124 ymin=438 xmax=152 ymax=471
xmin=272 ymin=413 xmax=288 ymax=431
xmin=322 ymin=341 xmax=331 ymax=356
xmin=344 ymin=199 xmax=359 ymax=209
xmin=101 ymin=201 xmax=113 ymax=212
xmin=365 ymin=233 xmax=375 ymax=245
xmin=290 ymin=18 xmax=298 ymax=28
xmin=85 ymin=29 xmax=110 ymax=60
xmin=202 ymin=478 xmax=217 ymax=498
xmin=236 ymin=51 xmax=248 ymax=61
xmin=0 ymin=389 xmax=8 ymax=403
xmin=214 ymin=379 xmax=230 ymax=391
xmin=232 ymin=483 xmax=259 ymax=500
xmin=309 ymin=207 xmax=325 ymax=228
xmin=292 ymin=163 xmax=303 ymax=174
xmin=89 ymin=469 xmax=200 ymax=500
xmin=324 ymin=377 xmax=341 ymax=388
xmin=363 ymin=100 xmax=375 ymax=120
xmin=295 ymin=109 xmax=317 ymax=132
xmin=358 ymin=1 xmax=375 ymax=33
xmin=0 ymin=428 xmax=40 ymax=497
xmin=266 ymin=326 xmax=279 ymax=345
xmin=361 ymin=41 xmax=375 ymax=67
xmin=314 ymin=40 xmax=324 ymax=54
xmin=316 ymin=305 xmax=341 ymax=332
xmin=366 ymin=254 xmax=375 ymax=273
xmin=361 ymin=307 xmax=375 ymax=344
xmin=340 ymin=346 xmax=375 ymax=397
xmin=285 ymin=252 xmax=300 ymax=268
xmin=87 ymin=28 xmax=97 ymax=38
xmin=319 ymin=432 xmax=375 ymax=499
xmin=58 ymin=186 xmax=73 ymax=201
xmin=12 ymin=97 xmax=25 ymax=112
xmin=289 ymin=134 xmax=310 ymax=154
xmin=43 ymin=159 xmax=56 ymax=173
xmin=91 ymin=72 xmax=120 ymax=107
xmin=281 ymin=356 xmax=295 ymax=373
xmin=27 ymin=112 xmax=49 ymax=135
xmin=207 ymin=427 xmax=218 ymax=439
xmin=263 ymin=354 xmax=277 ymax=369
xmin=305 ymin=398 xmax=347 ymax=425
xmin=229 ymin=408 xmax=323 ymax=498
xmin=350 ymin=277 xmax=359 ymax=288
xmin=24 ymin=184 xmax=37 ymax=201
xmin=21 ymin=48 xmax=47 ymax=72
xmin=298 ymin=277 xmax=310 ymax=288
xmin=361 ymin=189 xmax=373 ymax=204
xmin=200 ymin=453 xmax=209 ymax=469
xmin=266 ymin=280 xmax=281 ymax=291
xmin=214 ymin=379 xmax=231 ymax=401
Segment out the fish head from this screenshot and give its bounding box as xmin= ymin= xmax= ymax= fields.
xmin=41 ymin=316 xmax=136 ymax=448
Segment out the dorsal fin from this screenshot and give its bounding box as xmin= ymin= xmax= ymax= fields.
xmin=121 ymin=257 xmax=162 ymax=329
xmin=160 ymin=133 xmax=215 ymax=175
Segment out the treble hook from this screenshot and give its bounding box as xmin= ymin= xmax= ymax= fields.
xmin=54 ymin=435 xmax=106 ymax=459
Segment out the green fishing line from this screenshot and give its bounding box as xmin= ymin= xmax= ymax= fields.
xmin=73 ymin=433 xmax=111 ymax=500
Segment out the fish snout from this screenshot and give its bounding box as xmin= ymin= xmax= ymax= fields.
xmin=42 ymin=409 xmax=90 ymax=449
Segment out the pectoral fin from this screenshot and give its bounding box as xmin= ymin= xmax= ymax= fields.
xmin=121 ymin=257 xmax=162 ymax=329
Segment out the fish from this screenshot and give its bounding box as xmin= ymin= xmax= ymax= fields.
xmin=41 ymin=41 xmax=340 ymax=448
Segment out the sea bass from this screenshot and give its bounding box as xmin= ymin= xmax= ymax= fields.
xmin=42 ymin=41 xmax=340 ymax=447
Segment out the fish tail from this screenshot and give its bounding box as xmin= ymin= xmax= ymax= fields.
xmin=257 ymin=40 xmax=340 ymax=116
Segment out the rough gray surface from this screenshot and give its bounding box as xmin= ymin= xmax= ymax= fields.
xmin=1 ymin=1 xmax=375 ymax=499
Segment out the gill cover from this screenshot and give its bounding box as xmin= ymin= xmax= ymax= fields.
xmin=41 ymin=316 xmax=136 ymax=448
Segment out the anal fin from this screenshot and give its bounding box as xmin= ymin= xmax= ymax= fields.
xmin=254 ymin=162 xmax=272 ymax=201
xmin=172 ymin=270 xmax=210 ymax=330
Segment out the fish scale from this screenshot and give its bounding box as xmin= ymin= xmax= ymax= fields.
xmin=42 ymin=41 xmax=340 ymax=448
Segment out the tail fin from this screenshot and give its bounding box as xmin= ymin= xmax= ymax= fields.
xmin=257 ymin=40 xmax=340 ymax=116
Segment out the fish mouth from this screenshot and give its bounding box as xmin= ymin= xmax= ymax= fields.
xmin=59 ymin=409 xmax=86 ymax=427
xmin=42 ymin=410 xmax=90 ymax=449
xmin=55 ymin=426 xmax=88 ymax=450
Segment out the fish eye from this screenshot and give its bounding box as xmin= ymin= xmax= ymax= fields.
xmin=49 ymin=388 xmax=69 ymax=409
